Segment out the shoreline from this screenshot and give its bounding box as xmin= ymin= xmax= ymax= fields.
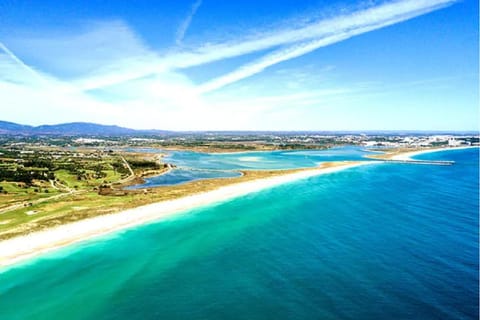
xmin=0 ymin=161 xmax=373 ymax=270
xmin=390 ymin=146 xmax=478 ymax=161
xmin=2 ymin=145 xmax=476 ymax=270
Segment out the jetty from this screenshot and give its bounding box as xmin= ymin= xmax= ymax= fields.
xmin=382 ymin=159 xmax=454 ymax=166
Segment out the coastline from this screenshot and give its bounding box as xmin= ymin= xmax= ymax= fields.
xmin=2 ymin=145 xmax=476 ymax=269
xmin=390 ymin=146 xmax=478 ymax=161
xmin=0 ymin=161 xmax=373 ymax=269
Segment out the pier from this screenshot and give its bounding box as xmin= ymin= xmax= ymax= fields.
xmin=382 ymin=160 xmax=455 ymax=166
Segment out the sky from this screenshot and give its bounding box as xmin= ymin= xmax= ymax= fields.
xmin=0 ymin=0 xmax=478 ymax=131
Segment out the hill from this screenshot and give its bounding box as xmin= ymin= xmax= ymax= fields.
xmin=0 ymin=121 xmax=169 ymax=136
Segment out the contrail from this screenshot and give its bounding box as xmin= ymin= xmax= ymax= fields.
xmin=196 ymin=0 xmax=457 ymax=93
xmin=176 ymin=0 xmax=202 ymax=45
xmin=0 ymin=42 xmax=46 ymax=83
xmin=77 ymin=0 xmax=456 ymax=91
xmin=0 ymin=41 xmax=79 ymax=95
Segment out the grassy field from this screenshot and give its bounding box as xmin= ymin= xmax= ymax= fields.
xmin=54 ymin=168 xmax=123 ymax=188
xmin=0 ymin=149 xmax=163 ymax=237
xmin=0 ymin=181 xmax=61 ymax=208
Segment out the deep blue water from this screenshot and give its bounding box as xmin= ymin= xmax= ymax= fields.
xmin=0 ymin=148 xmax=478 ymax=319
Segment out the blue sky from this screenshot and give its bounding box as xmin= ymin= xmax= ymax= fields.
xmin=0 ymin=0 xmax=477 ymax=131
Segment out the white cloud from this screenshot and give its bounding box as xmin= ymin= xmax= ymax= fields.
xmin=0 ymin=0 xmax=458 ymax=129
xmin=52 ymin=0 xmax=456 ymax=92
xmin=0 ymin=41 xmax=121 ymax=125
xmin=5 ymin=21 xmax=151 ymax=79
xmin=196 ymin=0 xmax=456 ymax=92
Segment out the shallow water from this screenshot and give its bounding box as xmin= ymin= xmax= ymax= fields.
xmin=164 ymin=146 xmax=375 ymax=170
xmin=0 ymin=148 xmax=477 ymax=319
xmin=129 ymin=146 xmax=376 ymax=188
xmin=126 ymin=168 xmax=242 ymax=189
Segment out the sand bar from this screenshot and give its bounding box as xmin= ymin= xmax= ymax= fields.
xmin=391 ymin=146 xmax=478 ymax=161
xmin=0 ymin=161 xmax=373 ymax=269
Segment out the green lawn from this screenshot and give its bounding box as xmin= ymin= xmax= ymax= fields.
xmin=0 ymin=181 xmax=61 ymax=208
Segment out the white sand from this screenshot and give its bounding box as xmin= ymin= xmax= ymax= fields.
xmin=0 ymin=161 xmax=373 ymax=269
xmin=238 ymin=156 xmax=262 ymax=162
xmin=391 ymin=146 xmax=478 ymax=161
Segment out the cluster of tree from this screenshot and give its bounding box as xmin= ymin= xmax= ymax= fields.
xmin=74 ymin=170 xmax=88 ymax=181
xmin=57 ymin=162 xmax=82 ymax=172
xmin=112 ymin=161 xmax=130 ymax=175
xmin=23 ymin=158 xmax=56 ymax=170
xmin=211 ymin=144 xmax=256 ymax=150
xmin=0 ymin=149 xmax=18 ymax=157
xmin=87 ymin=164 xmax=108 ymax=179
xmin=72 ymin=169 xmax=107 ymax=181
xmin=127 ymin=160 xmax=161 ymax=170
xmin=278 ymin=143 xmax=328 ymax=150
xmin=0 ymin=168 xmax=54 ymax=184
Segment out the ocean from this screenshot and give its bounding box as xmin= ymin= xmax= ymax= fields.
xmin=0 ymin=148 xmax=478 ymax=319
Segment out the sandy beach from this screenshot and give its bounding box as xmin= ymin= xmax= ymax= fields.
xmin=0 ymin=161 xmax=373 ymax=269
xmin=390 ymin=146 xmax=478 ymax=161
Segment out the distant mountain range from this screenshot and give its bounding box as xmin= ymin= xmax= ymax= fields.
xmin=0 ymin=121 xmax=170 ymax=136
xmin=0 ymin=120 xmax=475 ymax=136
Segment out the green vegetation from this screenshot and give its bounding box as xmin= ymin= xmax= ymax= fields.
xmin=0 ymin=133 xmax=400 ymax=240
xmin=2 ymin=132 xmax=474 ymax=241
xmin=126 ymin=159 xmax=162 ymax=171
xmin=0 ymin=164 xmax=340 ymax=240
xmin=0 ymin=147 xmax=164 ymax=226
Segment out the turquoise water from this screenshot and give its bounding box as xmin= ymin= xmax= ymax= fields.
xmin=164 ymin=146 xmax=375 ymax=170
xmin=0 ymin=148 xmax=478 ymax=319
xmin=129 ymin=146 xmax=376 ymax=188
